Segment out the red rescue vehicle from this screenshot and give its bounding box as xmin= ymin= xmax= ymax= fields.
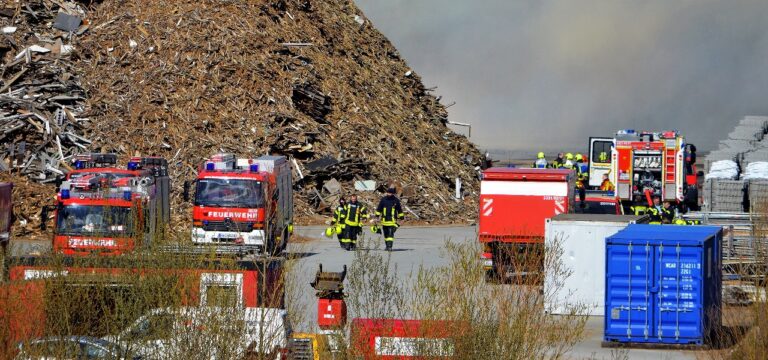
xmin=478 ymin=168 xmax=575 ymax=279
xmin=0 ymin=255 xmax=284 ymax=352
xmin=45 ymin=153 xmax=170 ymax=255
xmin=187 ymin=154 xmax=293 ymax=255
xmin=591 ymin=130 xmax=698 ymax=212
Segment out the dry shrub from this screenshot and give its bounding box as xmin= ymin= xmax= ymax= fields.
xmin=706 ymin=200 xmax=768 ymax=359
xmin=341 ymin=236 xmax=587 ymax=359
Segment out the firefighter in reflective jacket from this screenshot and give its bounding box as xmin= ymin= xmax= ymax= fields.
xmin=647 ymin=196 xmax=666 ymax=224
xmin=631 ymin=195 xmax=648 ymax=216
xmin=533 ymin=152 xmax=548 ymax=168
xmin=376 ymin=188 xmax=405 ymax=251
xmin=341 ymin=194 xmax=369 ymax=251
xmin=599 ymin=174 xmax=615 ymax=191
xmin=332 ymin=197 xmax=347 ymax=247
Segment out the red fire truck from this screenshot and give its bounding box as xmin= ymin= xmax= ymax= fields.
xmin=590 ymin=130 xmax=698 ymax=211
xmin=478 ymin=168 xmax=575 ymax=279
xmin=44 ymin=153 xmax=170 ymax=256
xmin=186 ymin=154 xmax=293 ymax=255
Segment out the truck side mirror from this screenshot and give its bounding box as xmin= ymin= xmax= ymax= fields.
xmin=183 ymin=181 xmax=191 ymax=202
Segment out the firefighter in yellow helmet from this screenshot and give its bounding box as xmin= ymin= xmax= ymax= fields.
xmin=574 ymin=154 xmax=588 ymax=186
xmin=331 ymin=197 xmax=347 ymax=248
xmin=564 ymin=153 xmax=575 ymax=169
xmin=533 ymin=152 xmax=548 ymax=168
xmin=340 ymin=194 xmax=369 ymax=251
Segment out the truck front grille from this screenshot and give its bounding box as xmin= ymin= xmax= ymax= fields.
xmin=202 ymin=221 xmax=254 ymax=232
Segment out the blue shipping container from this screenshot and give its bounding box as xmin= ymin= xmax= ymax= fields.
xmin=604 ymin=225 xmax=722 ymax=345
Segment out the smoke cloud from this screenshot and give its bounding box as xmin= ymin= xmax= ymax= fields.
xmin=355 ymin=0 xmax=768 ymax=153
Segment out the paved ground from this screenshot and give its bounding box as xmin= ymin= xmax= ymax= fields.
xmin=288 ymin=225 xmax=698 ymax=360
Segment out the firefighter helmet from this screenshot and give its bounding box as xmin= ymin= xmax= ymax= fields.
xmin=370 ymin=224 xmax=380 ymax=234
xmin=575 ymin=154 xmax=583 ymax=162
xmin=537 ymin=152 xmax=545 ymax=159
xmin=324 ymin=227 xmax=334 ymax=237
xmin=566 ymin=153 xmax=574 ymax=160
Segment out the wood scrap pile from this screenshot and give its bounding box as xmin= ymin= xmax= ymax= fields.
xmin=5 ymin=0 xmax=483 ymax=236
xmin=75 ymin=0 xmax=482 ymax=224
xmin=0 ymin=1 xmax=91 ymax=182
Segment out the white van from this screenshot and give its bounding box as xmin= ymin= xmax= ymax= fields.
xmin=105 ymin=307 xmax=290 ymax=359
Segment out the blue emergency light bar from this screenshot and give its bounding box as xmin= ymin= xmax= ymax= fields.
xmin=61 ymin=189 xmax=70 ymax=199
xmin=123 ymin=191 xmax=132 ymax=201
xmin=250 ymin=164 xmax=259 ymax=172
xmin=205 ymin=163 xmax=215 ymax=171
xmin=74 ymin=160 xmax=85 ymax=169
xmin=127 ymin=162 xmax=139 ymax=170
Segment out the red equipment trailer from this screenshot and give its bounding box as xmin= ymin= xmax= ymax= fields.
xmin=0 ymin=255 xmax=284 ymax=353
xmin=478 ymin=168 xmax=575 ymax=279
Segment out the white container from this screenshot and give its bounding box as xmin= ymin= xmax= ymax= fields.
xmin=544 ymin=214 xmax=647 ymax=316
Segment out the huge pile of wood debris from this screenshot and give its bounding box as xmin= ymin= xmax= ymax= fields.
xmin=2 ymin=0 xmax=482 ymax=236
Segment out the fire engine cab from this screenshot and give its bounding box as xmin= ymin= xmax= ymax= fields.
xmin=593 ymin=130 xmax=697 ymax=211
xmin=46 ymin=153 xmax=170 ymax=256
xmin=187 ymin=154 xmax=293 ymax=255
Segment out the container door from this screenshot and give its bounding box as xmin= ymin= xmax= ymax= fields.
xmin=589 ymin=137 xmax=614 ymax=188
xmin=605 ymin=241 xmax=655 ymax=341
xmin=655 ymin=243 xmax=704 ymax=344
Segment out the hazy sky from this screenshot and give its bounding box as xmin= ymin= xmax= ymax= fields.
xmin=355 ymin=0 xmax=768 ymax=152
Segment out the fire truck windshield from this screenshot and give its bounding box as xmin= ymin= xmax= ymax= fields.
xmin=56 ymin=205 xmax=133 ymax=236
xmin=194 ymin=178 xmax=264 ymax=208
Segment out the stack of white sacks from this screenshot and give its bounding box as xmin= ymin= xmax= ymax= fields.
xmin=742 ymin=162 xmax=768 ymax=180
xmin=705 ymin=160 xmax=739 ymax=180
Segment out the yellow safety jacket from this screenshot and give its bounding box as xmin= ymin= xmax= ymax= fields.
xmin=344 ymin=203 xmax=369 ymax=227
xmin=333 ymin=205 xmax=346 ymax=225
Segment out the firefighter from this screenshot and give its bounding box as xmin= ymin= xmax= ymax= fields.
xmin=575 ymin=154 xmax=589 ymax=176
xmin=341 ymin=194 xmax=369 ymax=251
xmin=599 ymin=174 xmax=615 ymax=191
xmin=631 ymin=200 xmax=648 ymax=215
xmin=574 ymin=156 xmax=588 ymax=190
xmin=564 ymin=153 xmax=575 ymax=169
xmin=331 ymin=197 xmax=347 ymax=247
xmin=533 ymin=152 xmax=548 ymax=168
xmin=553 ymin=153 xmax=565 ymax=169
xmin=648 ymin=196 xmax=663 ymax=224
xmin=661 ymin=200 xmax=675 ymax=224
xmin=375 ymin=188 xmax=405 ymax=251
